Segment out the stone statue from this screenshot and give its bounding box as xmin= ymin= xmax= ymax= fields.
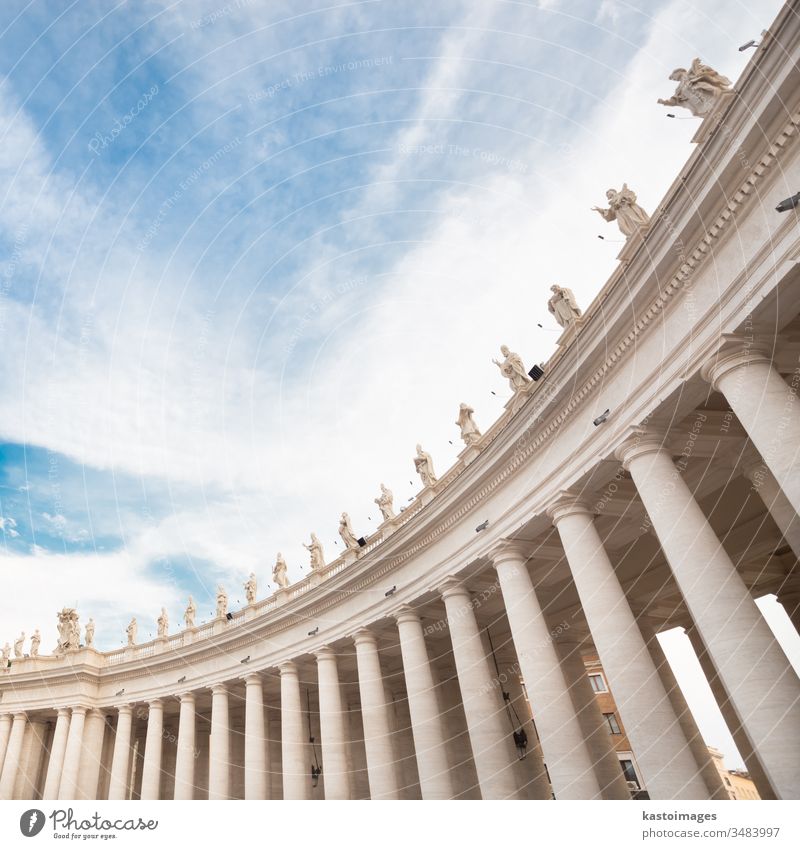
xmin=1 ymin=643 xmax=9 ymax=667
xmin=548 ymin=285 xmax=582 ymax=328
xmin=658 ymin=58 xmax=732 ymax=117
xmin=303 ymin=533 xmax=325 ymax=570
xmin=339 ymin=512 xmax=360 ymax=551
xmin=84 ymin=618 xmax=95 ymax=647
xmin=456 ymin=403 xmax=481 ymax=446
xmin=216 ymin=586 xmax=228 ymax=619
xmin=244 ymin=572 xmax=257 ymax=605
xmin=184 ymin=596 xmax=197 ymax=628
xmin=55 ymin=608 xmax=80 ymax=653
xmin=13 ymin=632 xmax=25 ymax=658
xmin=414 ymin=444 xmax=437 ymax=487
xmin=157 ymin=607 xmax=169 ymax=637
xmin=273 ymin=552 xmax=290 ymax=589
xmin=30 ymin=629 xmax=41 ymax=658
xmin=593 ymin=184 xmax=650 ymax=238
xmin=374 ymin=483 xmax=395 ymax=522
xmin=493 ymin=345 xmax=531 ymax=393
xmin=126 ymin=617 xmax=137 ymax=647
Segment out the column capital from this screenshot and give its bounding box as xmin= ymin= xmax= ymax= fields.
xmin=313 ymin=644 xmax=337 ymax=661
xmin=699 ymin=335 xmax=772 ymax=390
xmin=70 ymin=705 xmax=89 ymax=717
xmin=54 ymin=707 xmax=72 ymax=718
xmin=147 ymin=698 xmax=164 ymax=711
xmin=115 ymin=704 xmax=133 ymax=716
xmin=209 ymin=684 xmax=227 ymax=696
xmin=176 ymin=691 xmax=196 ymax=703
xmin=351 ymin=627 xmax=378 ymax=647
xmin=613 ymin=429 xmax=670 ymax=470
xmin=11 ymin=711 xmax=28 ymax=721
xmin=278 ymin=660 xmax=297 ymax=676
xmin=545 ymin=491 xmax=594 ymax=525
xmin=392 ymin=604 xmax=421 ymax=625
xmin=437 ymin=576 xmax=469 ymax=601
xmin=241 ymin=672 xmax=262 ymax=686
xmin=491 ymin=540 xmax=531 ymax=567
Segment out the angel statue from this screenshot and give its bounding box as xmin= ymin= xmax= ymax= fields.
xmin=456 ymin=403 xmax=481 ymax=446
xmin=548 ymin=285 xmax=581 ymax=329
xmin=493 ymin=345 xmax=531 ymax=393
xmin=273 ymin=552 xmax=290 ymax=588
xmin=658 ymin=58 xmax=732 ymax=118
xmin=304 ymin=533 xmax=326 ymax=570
xmin=339 ymin=512 xmax=360 ymax=551
xmin=374 ymin=483 xmax=395 ymax=522
xmin=593 ymin=184 xmax=650 ymax=238
xmin=414 ymin=444 xmax=437 ymax=487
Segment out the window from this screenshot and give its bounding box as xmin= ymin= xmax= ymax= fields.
xmin=619 ymin=759 xmax=639 ymax=787
xmin=604 ymin=712 xmax=621 ymax=734
xmin=588 ymin=673 xmax=607 ymax=693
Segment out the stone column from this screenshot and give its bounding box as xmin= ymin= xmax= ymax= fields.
xmin=58 ymin=706 xmax=87 ymax=799
xmin=617 ymin=435 xmax=800 ymax=799
xmin=140 ymin=700 xmax=164 ymax=800
xmin=17 ymin=719 xmax=49 ymax=800
xmin=352 ymin=629 xmax=400 ymax=800
xmin=0 ymin=714 xmax=12 ymax=778
xmin=107 ymin=706 xmax=133 ymax=801
xmin=42 ymin=708 xmax=71 ymax=800
xmin=243 ymin=675 xmax=268 ymax=800
xmin=552 ymin=639 xmax=632 ymax=800
xmin=776 ymin=586 xmax=800 ymax=635
xmin=77 ymin=709 xmax=107 ymax=800
xmin=393 ymin=607 xmax=454 ymax=800
xmin=174 ymin=693 xmax=196 ymax=800
xmin=208 ymin=685 xmax=230 ymax=800
xmin=0 ymin=713 xmax=27 ymax=800
xmin=439 ymin=578 xmax=519 ymax=799
xmin=548 ymin=496 xmax=708 ymax=799
xmin=702 ymin=343 xmax=800 ymax=514
xmin=492 ymin=545 xmax=612 ymax=799
xmin=741 ymin=456 xmax=800 ymax=558
xmin=279 ymin=661 xmax=309 ymax=799
xmin=314 ymin=647 xmax=351 ymax=800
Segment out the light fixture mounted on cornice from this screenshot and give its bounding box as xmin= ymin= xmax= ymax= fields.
xmin=240 ymin=656 xmax=250 ymax=664
xmin=115 ymin=689 xmax=125 ymax=697
xmin=475 ymin=519 xmax=489 ymax=533
xmin=308 ymin=627 xmax=319 ymax=636
xmin=177 ymin=676 xmax=186 ymax=684
xmin=385 ymin=586 xmax=397 ymax=597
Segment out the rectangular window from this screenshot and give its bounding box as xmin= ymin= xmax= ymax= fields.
xmin=620 ymin=759 xmax=638 ymax=786
xmin=588 ymin=673 xmax=607 ymax=693
xmin=604 ymin=712 xmax=621 ymax=734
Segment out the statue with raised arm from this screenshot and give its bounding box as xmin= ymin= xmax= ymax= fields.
xmin=273 ymin=552 xmax=290 ymax=588
xmin=157 ymin=607 xmax=169 ymax=637
xmin=493 ymin=345 xmax=531 ymax=393
xmin=375 ymin=483 xmax=395 ymax=522
xmin=244 ymin=572 xmax=258 ymax=605
xmin=414 ymin=444 xmax=437 ymax=487
xmin=456 ymin=403 xmax=482 ymax=446
xmin=126 ymin=617 xmax=138 ymax=647
xmin=593 ymin=184 xmax=650 ymax=238
xmin=216 ymin=586 xmax=228 ymax=619
xmin=184 ymin=596 xmax=197 ymax=628
xmin=84 ymin=617 xmax=95 ymax=647
xmin=548 ymin=285 xmax=582 ymax=328
xmin=339 ymin=512 xmax=360 ymax=551
xmin=304 ymin=533 xmax=326 ymax=570
xmin=30 ymin=629 xmax=41 ymax=657
xmin=658 ymin=58 xmax=732 ymax=117
xmin=55 ymin=607 xmax=80 ymax=653
xmin=13 ymin=632 xmax=24 ymax=658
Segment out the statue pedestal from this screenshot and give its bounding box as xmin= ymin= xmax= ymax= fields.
xmin=418 ymin=488 xmax=435 ymax=507
xmin=183 ymin=627 xmax=198 ymax=645
xmin=555 ymin=317 xmax=585 ymax=349
xmin=244 ymin=604 xmax=257 ymax=623
xmin=212 ymin=616 xmax=229 ymax=636
xmin=123 ymin=646 xmax=136 ymax=662
xmin=459 ymin=444 xmax=481 ymax=466
xmin=154 ymin=636 xmax=169 ymax=654
xmin=505 ymin=382 xmax=534 ymax=415
xmin=617 ymin=224 xmax=649 ymax=263
xmin=691 ymin=89 xmax=736 ymax=144
xmin=342 ymin=549 xmax=358 ymax=567
xmin=274 ymin=587 xmax=291 ymax=607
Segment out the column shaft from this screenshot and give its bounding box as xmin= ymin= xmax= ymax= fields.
xmin=77 ymin=710 xmax=107 ymax=800
xmin=742 ymin=460 xmax=800 ymax=559
xmin=208 ymin=685 xmax=230 ymax=800
xmin=107 ymin=706 xmax=134 ymax=801
xmin=174 ymin=694 xmax=196 ymax=800
xmin=58 ymin=707 xmax=87 ymax=800
xmin=0 ymin=714 xmax=12 ymax=777
xmin=279 ymin=662 xmax=309 ymax=799
xmin=244 ymin=677 xmax=268 ymax=800
xmin=315 ymin=649 xmax=351 ymax=800
xmin=0 ymin=714 xmax=27 ymax=799
xmin=140 ymin=700 xmax=164 ymax=800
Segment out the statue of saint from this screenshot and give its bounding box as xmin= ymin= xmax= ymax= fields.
xmin=1 ymin=643 xmax=10 ymax=667
xmin=658 ymin=58 xmax=732 ymax=117
xmin=13 ymin=632 xmax=25 ymax=658
xmin=548 ymin=285 xmax=582 ymax=328
xmin=55 ymin=608 xmax=80 ymax=653
xmin=273 ymin=552 xmax=290 ymax=588
xmin=244 ymin=572 xmax=258 ymax=605
xmin=184 ymin=596 xmax=197 ymax=628
xmin=493 ymin=345 xmax=531 ymax=393
xmin=303 ymin=533 xmax=326 ymax=570
xmin=414 ymin=444 xmax=437 ymax=487
xmin=593 ymin=184 xmax=650 ymax=237
xmin=69 ymin=614 xmax=81 ymax=648
xmin=157 ymin=607 xmax=169 ymax=637
xmin=339 ymin=512 xmax=360 ymax=551
xmin=84 ymin=618 xmax=95 ymax=647
xmin=456 ymin=403 xmax=481 ymax=446
xmin=30 ymin=629 xmax=41 ymax=658
xmin=216 ymin=586 xmax=228 ymax=619
xmin=374 ymin=483 xmax=395 ymax=522
xmin=126 ymin=617 xmax=138 ymax=647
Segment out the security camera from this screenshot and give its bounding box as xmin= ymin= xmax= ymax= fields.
xmin=475 ymin=519 xmax=489 ymax=532
xmin=775 ymin=192 xmax=800 ymax=213
xmin=593 ymin=409 xmax=610 ymax=427
xmin=738 ymin=39 xmax=758 ymax=52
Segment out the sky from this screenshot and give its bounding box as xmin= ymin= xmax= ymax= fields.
xmin=0 ymin=0 xmax=796 ymax=771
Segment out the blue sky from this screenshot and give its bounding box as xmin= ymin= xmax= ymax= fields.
xmin=0 ymin=0 xmax=794 ymax=767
